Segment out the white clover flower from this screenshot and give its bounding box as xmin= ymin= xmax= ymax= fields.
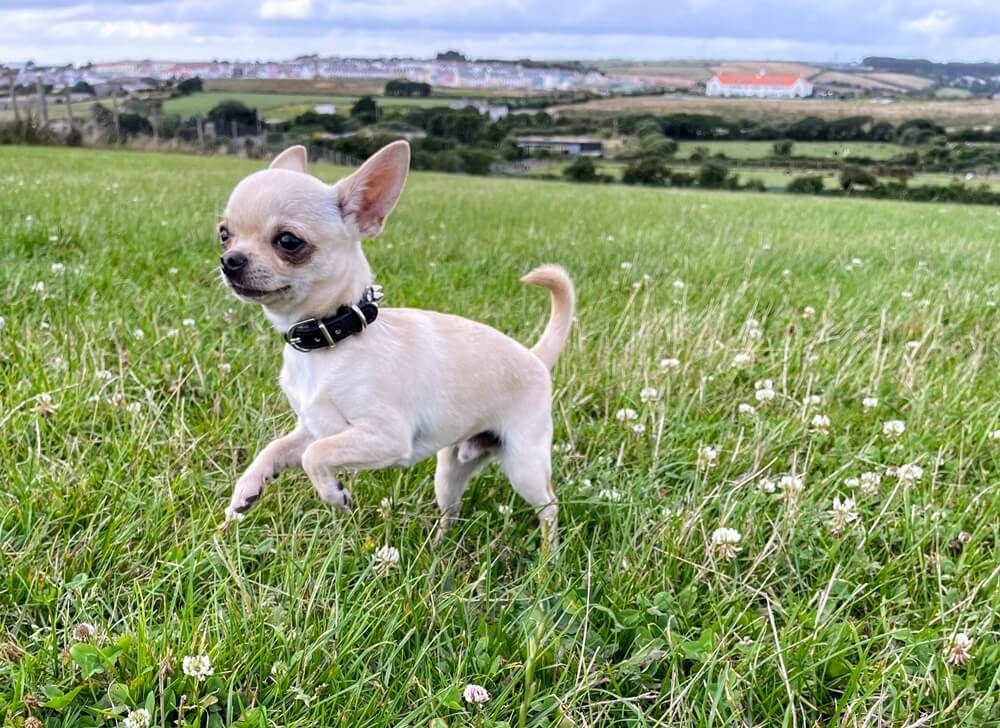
xmin=731 ymin=353 xmax=753 ymax=369
xmin=803 ymin=394 xmax=822 ymax=407
xmin=127 ymin=402 xmax=142 ymax=415
xmin=802 ymin=306 xmax=816 ymax=321
xmin=946 ymin=632 xmax=973 ymax=667
xmin=696 ymin=445 xmax=719 ymax=469
xmin=463 ymin=683 xmax=491 ymax=705
xmin=851 ymin=257 xmax=863 ymax=267
xmin=182 ymin=318 xmax=195 ymax=327
xmin=755 ymin=386 xmax=776 ymax=403
xmin=810 ymin=414 xmax=831 ymax=435
xmin=882 ymin=420 xmax=906 ymax=439
xmin=758 ymin=477 xmax=776 ymax=494
xmin=31 ymin=281 xmax=45 ymax=293
xmin=639 ymin=387 xmax=659 ymax=403
xmin=0 ymin=316 xmax=6 ymax=329
xmin=35 ymin=392 xmax=57 ymax=417
xmin=631 ymin=423 xmax=646 ymax=435
xmin=905 ymin=340 xmax=921 ymax=354
xmin=859 ymin=471 xmax=882 ymax=496
xmin=778 ymin=474 xmax=804 ymax=499
xmin=96 ymin=369 xmax=113 ymax=380
xmin=497 ymin=504 xmax=512 ymax=515
xmin=615 ymin=407 xmax=637 ymax=422
xmin=862 ymin=396 xmax=879 ymax=411
xmin=168 ymin=267 xmax=179 ymax=275
xmin=51 ymin=262 xmax=65 ymax=274
xmin=72 ymin=622 xmax=98 ymax=642
xmin=378 ymin=497 xmax=392 ymax=520
xmin=988 ymin=430 xmax=1000 ymax=442
xmin=166 ymin=328 xmax=179 ymax=337
xmin=659 ymin=357 xmax=680 ymax=370
xmin=672 ymin=279 xmax=685 ymax=290
xmin=901 ymin=290 xmax=913 ymax=299
xmin=828 ymin=495 xmax=859 ymax=534
xmin=133 ymin=328 xmax=145 ymax=340
xmin=709 ymin=527 xmax=742 ymax=561
xmin=374 ymin=545 xmax=400 ymax=573
xmin=755 ymin=379 xmax=773 ymax=391
xmin=181 ymin=654 xmax=213 ymax=681
xmin=743 ymin=318 xmax=763 ymax=340
xmin=598 ymin=488 xmax=623 ymax=502
xmin=620 ymin=261 xmax=633 ymax=271
xmin=890 ymin=463 xmax=924 ymax=483
xmin=123 ymin=708 xmax=151 ymax=728
xmin=738 ymin=403 xmax=756 ymax=417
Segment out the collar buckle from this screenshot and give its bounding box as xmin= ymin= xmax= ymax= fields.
xmin=284 ymin=317 xmax=317 ymax=352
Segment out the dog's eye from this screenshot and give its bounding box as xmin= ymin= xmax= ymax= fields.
xmin=275 ymin=232 xmax=305 ymax=253
xmin=219 ymin=226 xmax=230 ymax=244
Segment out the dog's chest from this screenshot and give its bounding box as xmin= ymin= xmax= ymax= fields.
xmin=279 ymin=348 xmax=351 ymax=437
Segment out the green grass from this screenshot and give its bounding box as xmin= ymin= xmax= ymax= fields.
xmin=5 ymin=146 xmax=1000 ymax=726
xmin=676 ymin=140 xmax=908 ymax=161
xmin=163 ymin=92 xmax=454 ymax=118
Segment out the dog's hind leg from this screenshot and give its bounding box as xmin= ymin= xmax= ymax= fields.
xmin=498 ymin=433 xmax=558 ymax=553
xmin=433 ymin=445 xmax=494 ymax=542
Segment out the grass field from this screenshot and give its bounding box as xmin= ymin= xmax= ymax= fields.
xmin=5 ymin=146 xmax=1000 ymax=726
xmin=551 ymin=94 xmax=1000 ymax=126
xmin=675 ymin=141 xmax=907 ymax=161
xmin=163 ymin=91 xmax=454 ymax=118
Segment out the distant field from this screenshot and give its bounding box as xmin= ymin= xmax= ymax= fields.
xmin=163 ymin=91 xmax=455 ymax=118
xmin=551 ymin=94 xmax=1000 ymax=126
xmin=676 ymin=140 xmax=907 ymax=161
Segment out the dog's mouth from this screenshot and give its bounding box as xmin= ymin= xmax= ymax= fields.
xmin=228 ymin=281 xmax=291 ymax=300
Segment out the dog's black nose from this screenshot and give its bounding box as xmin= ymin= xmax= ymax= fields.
xmin=221 ymin=250 xmax=248 ymax=274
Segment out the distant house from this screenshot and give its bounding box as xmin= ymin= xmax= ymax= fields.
xmin=449 ymin=99 xmax=509 ymax=121
xmin=313 ymin=104 xmax=337 ymax=114
xmin=515 ymin=136 xmax=603 ymax=156
xmin=706 ymin=72 xmax=813 ymax=99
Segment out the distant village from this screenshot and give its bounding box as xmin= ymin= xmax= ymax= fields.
xmin=0 ymin=55 xmax=647 ymax=94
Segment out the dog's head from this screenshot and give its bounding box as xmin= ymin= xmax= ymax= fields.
xmin=218 ymin=141 xmax=410 ymax=320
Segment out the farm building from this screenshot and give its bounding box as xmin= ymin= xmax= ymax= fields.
xmin=515 ymin=136 xmax=603 ymax=156
xmin=706 ymin=72 xmax=813 ymax=98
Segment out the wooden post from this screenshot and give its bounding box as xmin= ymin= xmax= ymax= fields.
xmin=8 ymin=71 xmax=19 ymax=123
xmin=110 ymin=84 xmax=120 ymax=141
xmin=65 ymin=87 xmax=74 ymax=126
xmin=196 ymin=115 xmax=204 ymax=148
xmin=37 ymin=81 xmax=48 ymax=124
xmin=231 ymin=119 xmax=237 ymax=139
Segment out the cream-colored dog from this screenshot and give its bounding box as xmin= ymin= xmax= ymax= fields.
xmin=218 ymin=141 xmax=574 ymax=548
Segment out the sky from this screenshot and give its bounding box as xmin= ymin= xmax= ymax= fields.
xmin=2 ymin=1 xmax=1000 ymax=65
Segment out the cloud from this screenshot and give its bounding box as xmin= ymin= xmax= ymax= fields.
xmin=0 ymin=0 xmax=998 ymax=64
xmin=259 ymin=0 xmax=312 ymax=19
xmin=902 ymin=9 xmax=959 ymax=37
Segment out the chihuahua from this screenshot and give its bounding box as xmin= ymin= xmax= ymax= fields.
xmin=218 ymin=142 xmax=574 ymax=548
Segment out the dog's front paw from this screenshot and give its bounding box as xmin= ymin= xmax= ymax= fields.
xmin=316 ymin=477 xmax=353 ymax=513
xmin=224 ymin=475 xmax=264 ymax=523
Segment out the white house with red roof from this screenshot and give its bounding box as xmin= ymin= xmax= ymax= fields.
xmin=706 ymin=70 xmax=813 ymax=98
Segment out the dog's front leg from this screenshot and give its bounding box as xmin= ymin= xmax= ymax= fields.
xmin=301 ymin=424 xmax=411 ymax=512
xmin=223 ymin=424 xmax=314 ymax=526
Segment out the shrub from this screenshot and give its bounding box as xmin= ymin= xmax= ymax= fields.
xmin=350 ymin=96 xmax=379 ymax=124
xmin=786 ymin=175 xmax=825 ymax=194
xmin=839 ymin=164 xmax=878 ymax=192
xmin=697 ymin=161 xmax=730 ymax=189
xmin=772 ymin=140 xmax=794 ymax=157
xmin=563 ymin=156 xmax=598 ymax=182
xmin=622 ymin=158 xmax=668 ymax=185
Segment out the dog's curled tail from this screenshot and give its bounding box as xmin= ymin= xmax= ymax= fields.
xmin=521 ymin=264 xmax=575 ymax=370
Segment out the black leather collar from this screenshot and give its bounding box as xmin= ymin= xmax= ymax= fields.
xmin=283 ymin=286 xmax=382 ymax=352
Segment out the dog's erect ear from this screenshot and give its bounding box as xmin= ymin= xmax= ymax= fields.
xmin=335 ymin=141 xmax=410 ymax=239
xmin=269 ymin=145 xmax=308 ymax=173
